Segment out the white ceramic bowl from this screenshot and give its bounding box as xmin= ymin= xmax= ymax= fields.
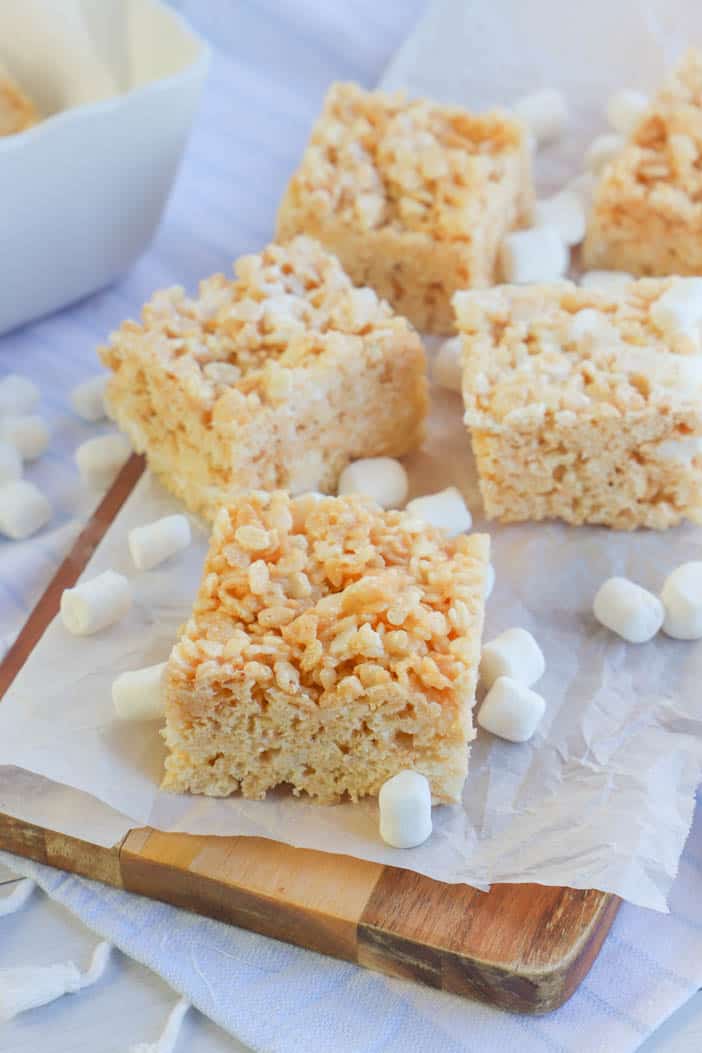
xmin=0 ymin=0 xmax=209 ymax=335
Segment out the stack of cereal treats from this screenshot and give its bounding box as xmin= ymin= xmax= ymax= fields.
xmin=99 ymin=52 xmax=702 ymax=806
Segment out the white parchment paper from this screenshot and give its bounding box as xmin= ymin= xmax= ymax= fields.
xmin=2 ymin=0 xmax=702 ymax=912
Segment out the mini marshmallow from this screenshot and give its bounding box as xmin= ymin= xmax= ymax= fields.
xmin=337 ymin=457 xmax=408 ymax=509
xmin=593 ymin=576 xmax=663 ymax=643
xmin=0 ymin=374 xmax=39 ymax=416
xmin=661 ymin=562 xmax=702 ymax=640
xmin=513 ymin=89 xmax=568 ymax=145
xmin=478 ymin=676 xmax=546 ymax=743
xmin=585 ymin=133 xmax=625 ymax=174
xmin=480 ymin=627 xmax=545 ymax=690
xmin=485 ymin=562 xmax=495 ymax=600
xmin=568 ymin=308 xmax=615 ymax=346
xmin=129 ymin=514 xmax=192 ymax=571
xmin=606 ymin=89 xmax=648 ymax=135
xmin=653 ymin=436 xmax=702 ymax=463
xmin=113 ymin=661 xmax=167 ymax=720
xmin=567 ymin=171 xmax=596 ymax=204
xmin=70 ymin=375 xmax=108 ymax=422
xmin=499 ymin=226 xmax=568 ymax=284
xmin=379 ymin=770 xmax=432 ymax=849
xmin=60 ymin=570 xmax=131 ymax=636
xmin=405 ymin=486 xmax=472 ymax=537
xmin=75 ymin=434 xmax=131 ymax=489
xmin=0 ymin=415 xmax=49 ymax=461
xmin=0 ymin=480 xmax=52 ymax=540
xmin=649 ymin=278 xmax=702 ymax=338
xmin=0 ymin=440 xmax=22 ymax=484
xmin=533 ymin=190 xmax=586 ymax=246
xmin=579 ymin=270 xmax=634 ymax=294
xmin=433 ymin=336 xmax=463 ymax=393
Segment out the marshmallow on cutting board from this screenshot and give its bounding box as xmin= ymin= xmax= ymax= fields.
xmin=113 ymin=662 xmax=167 ymax=720
xmin=60 ymin=571 xmax=131 ymax=636
xmin=379 ymin=770 xmax=432 ymax=849
xmin=593 ymin=577 xmax=663 ymax=643
xmin=129 ymin=515 xmax=191 ymax=571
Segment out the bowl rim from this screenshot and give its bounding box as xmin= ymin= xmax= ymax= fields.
xmin=0 ymin=0 xmax=211 ymax=154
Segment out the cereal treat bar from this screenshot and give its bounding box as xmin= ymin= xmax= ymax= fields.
xmin=277 ymin=83 xmax=533 ymax=335
xmin=99 ymin=237 xmax=427 ymax=520
xmin=0 ymin=66 xmax=39 ymax=136
xmin=162 ymin=491 xmax=489 ymax=803
xmin=584 ymin=50 xmax=702 ymax=276
xmin=454 ymin=278 xmax=702 ymax=530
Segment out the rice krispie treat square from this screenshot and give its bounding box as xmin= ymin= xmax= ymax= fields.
xmin=0 ymin=66 xmax=39 ymax=136
xmin=584 ymin=50 xmax=702 ymax=276
xmin=454 ymin=278 xmax=702 ymax=530
xmin=99 ymin=237 xmax=427 ymax=520
xmin=277 ymin=82 xmax=533 ymax=335
xmin=162 ymin=491 xmax=489 ymax=803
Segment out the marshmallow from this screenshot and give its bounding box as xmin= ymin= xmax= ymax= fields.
xmin=433 ymin=336 xmax=463 ymax=393
xmin=0 ymin=480 xmax=52 ymax=540
xmin=606 ymin=89 xmax=648 ymax=135
xmin=485 ymin=562 xmax=495 ymax=599
xmin=60 ymin=570 xmax=131 ymax=635
xmin=653 ymin=436 xmax=702 ymax=463
xmin=661 ymin=562 xmax=702 ymax=640
xmin=0 ymin=415 xmax=49 ymax=461
xmin=567 ymin=171 xmax=596 ymax=204
xmin=0 ymin=374 xmax=39 ymax=416
xmin=480 ymin=627 xmax=545 ymax=690
xmin=649 ymin=278 xmax=702 ymax=338
xmin=113 ymin=661 xmax=167 ymax=720
xmin=579 ymin=270 xmax=633 ymax=295
xmin=75 ymin=434 xmax=131 ymax=489
xmin=129 ymin=514 xmax=192 ymax=571
xmin=533 ymin=191 xmax=586 ymax=246
xmin=513 ymin=89 xmax=568 ymax=145
xmin=337 ymin=457 xmax=408 ymax=509
xmin=405 ymin=486 xmax=472 ymax=537
xmin=593 ymin=576 xmax=663 ymax=643
xmin=568 ymin=308 xmax=614 ymax=346
xmin=70 ymin=375 xmax=108 ymax=422
xmin=499 ymin=227 xmax=569 ymax=284
xmin=585 ymin=133 xmax=625 ymax=174
xmin=478 ymin=676 xmax=546 ymax=743
xmin=379 ymin=770 xmax=432 ymax=849
xmin=0 ymin=440 xmax=22 ymax=484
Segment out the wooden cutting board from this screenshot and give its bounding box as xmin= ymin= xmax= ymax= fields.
xmin=0 ymin=455 xmax=620 ymax=1014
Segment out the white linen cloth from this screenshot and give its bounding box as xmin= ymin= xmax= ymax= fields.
xmin=2 ymin=1 xmax=702 ymax=1050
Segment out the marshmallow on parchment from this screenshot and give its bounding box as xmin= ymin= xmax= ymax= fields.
xmin=433 ymin=336 xmax=463 ymax=393
xmin=75 ymin=434 xmax=131 ymax=489
xmin=0 ymin=374 xmax=39 ymax=416
xmin=513 ymin=89 xmax=568 ymax=145
xmin=71 ymin=375 xmax=108 ymax=422
xmin=499 ymin=227 xmax=568 ymax=284
xmin=480 ymin=628 xmax=545 ymax=690
xmin=113 ymin=662 xmax=167 ymax=720
xmin=60 ymin=570 xmax=131 ymax=636
xmin=0 ymin=440 xmax=22 ymax=484
xmin=405 ymin=486 xmax=472 ymax=537
xmin=379 ymin=770 xmax=432 ymax=849
xmin=0 ymin=480 xmax=52 ymax=540
xmin=478 ymin=676 xmax=546 ymax=743
xmin=606 ymin=90 xmax=648 ymax=135
xmin=533 ymin=190 xmax=586 ymax=247
xmin=337 ymin=457 xmax=408 ymax=509
xmin=129 ymin=514 xmax=191 ymax=571
xmin=593 ymin=576 xmax=663 ymax=643
xmin=661 ymin=562 xmax=702 ymax=640
xmin=1 ymin=415 xmax=49 ymax=461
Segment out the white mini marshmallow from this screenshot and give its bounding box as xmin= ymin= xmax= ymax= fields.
xmin=405 ymin=486 xmax=472 ymax=537
xmin=433 ymin=336 xmax=463 ymax=393
xmin=379 ymin=770 xmax=432 ymax=849
xmin=60 ymin=570 xmax=131 ymax=636
xmin=606 ymin=89 xmax=648 ymax=135
xmin=568 ymin=308 xmax=614 ymax=346
xmin=478 ymin=676 xmax=546 ymax=743
xmin=593 ymin=576 xmax=663 ymax=643
xmin=0 ymin=415 xmax=49 ymax=461
xmin=579 ymin=270 xmax=634 ymax=294
xmin=0 ymin=374 xmax=39 ymax=416
xmin=661 ymin=562 xmax=702 ymax=640
xmin=113 ymin=661 xmax=167 ymax=720
xmin=480 ymin=627 xmax=545 ymax=690
xmin=653 ymin=436 xmax=702 ymax=463
xmin=337 ymin=457 xmax=408 ymax=509
xmin=70 ymin=375 xmax=108 ymax=422
xmin=75 ymin=434 xmax=131 ymax=489
xmin=649 ymin=278 xmax=702 ymax=338
xmin=513 ymin=89 xmax=568 ymax=145
xmin=585 ymin=133 xmax=625 ymax=174
xmin=128 ymin=514 xmax=192 ymax=571
xmin=0 ymin=480 xmax=52 ymax=540
xmin=485 ymin=562 xmax=495 ymax=599
xmin=0 ymin=440 xmax=22 ymax=484
xmin=567 ymin=171 xmax=596 ymax=204
xmin=499 ymin=226 xmax=569 ymax=284
xmin=533 ymin=190 xmax=586 ymax=246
